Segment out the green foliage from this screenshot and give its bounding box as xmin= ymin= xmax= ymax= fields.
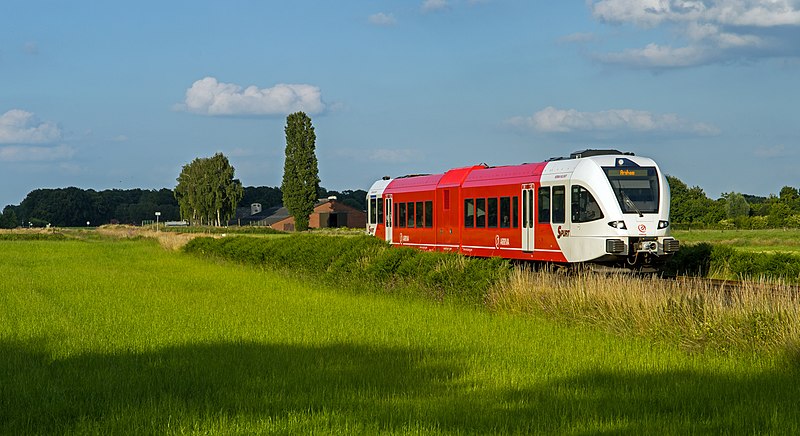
xmin=664 ymin=242 xmax=800 ymax=282
xmin=0 ymin=206 xmax=18 ymax=229
xmin=281 ymin=112 xmax=320 ymax=231
xmin=9 ymin=188 xmax=179 ymax=227
xmin=0 ymin=232 xmax=67 ymax=241
xmin=723 ymin=192 xmax=750 ymax=219
xmin=175 ymin=153 xmax=244 ymax=226
xmin=184 ymin=234 xmax=512 ymax=305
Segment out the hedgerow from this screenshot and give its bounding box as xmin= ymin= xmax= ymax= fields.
xmin=183 ymin=234 xmax=512 ymax=305
xmin=665 ymin=243 xmax=800 ymax=283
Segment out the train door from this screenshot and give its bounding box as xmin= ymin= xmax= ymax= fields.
xmin=384 ymin=195 xmax=393 ymax=244
xmin=521 ymin=184 xmax=535 ymax=252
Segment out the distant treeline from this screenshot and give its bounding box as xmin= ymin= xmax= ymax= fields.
xmin=0 ymin=186 xmax=367 ymax=228
xmin=668 ymin=176 xmax=800 ymax=229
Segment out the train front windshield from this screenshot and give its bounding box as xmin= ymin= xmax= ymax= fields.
xmin=604 ymin=167 xmax=659 ymax=214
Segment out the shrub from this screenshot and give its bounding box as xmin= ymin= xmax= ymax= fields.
xmin=184 ymin=235 xmax=511 ymax=305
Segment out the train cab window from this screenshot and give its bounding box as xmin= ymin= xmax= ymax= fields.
xmin=476 ymin=198 xmax=486 ymax=227
xmin=425 ymin=200 xmax=433 ymax=227
xmin=377 ymin=198 xmax=384 ymax=225
xmin=415 ymin=201 xmax=424 ymax=227
xmin=398 ymin=203 xmax=406 ymax=228
xmin=369 ymin=198 xmax=377 ymax=225
xmin=572 ymin=185 xmax=604 ymax=223
xmin=487 ymin=198 xmax=498 ymax=228
xmin=500 ymin=197 xmax=511 ymax=228
xmin=538 ymin=188 xmax=550 ymax=224
xmin=512 ymin=196 xmax=519 ymax=228
xmin=407 ymin=202 xmax=415 ymax=227
xmin=552 ymin=186 xmax=566 ymax=224
xmin=464 ymin=199 xmax=474 ymax=228
xmin=604 ymin=167 xmax=660 ymax=214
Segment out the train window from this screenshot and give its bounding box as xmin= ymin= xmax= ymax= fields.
xmin=407 ymin=202 xmax=415 ymax=228
xmin=476 ymin=198 xmax=486 ymax=227
xmin=377 ymin=198 xmax=384 ymax=225
xmin=538 ymin=187 xmax=550 ymax=224
xmin=512 ymin=196 xmax=519 ymax=228
xmin=604 ymin=167 xmax=660 ymax=214
xmin=398 ymin=203 xmax=406 ymax=228
xmin=572 ymin=185 xmax=604 ymax=223
xmin=552 ymin=186 xmax=566 ymax=224
xmin=369 ymin=198 xmax=377 ymax=225
xmin=487 ymin=198 xmax=498 ymax=228
xmin=464 ymin=199 xmax=474 ymax=228
xmin=522 ymin=191 xmax=528 ymax=228
xmin=415 ymin=201 xmax=424 ymax=227
xmin=425 ymin=200 xmax=433 ymax=227
xmin=500 ymin=197 xmax=511 ymax=228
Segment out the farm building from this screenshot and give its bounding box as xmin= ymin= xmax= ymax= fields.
xmin=235 ymin=198 xmax=366 ymax=231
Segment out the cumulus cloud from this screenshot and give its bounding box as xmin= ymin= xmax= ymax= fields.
xmin=754 ymin=144 xmax=793 ymax=158
xmin=588 ymin=0 xmax=800 ymax=69
xmin=0 ymin=109 xmax=62 ymax=144
xmin=369 ymin=12 xmax=397 ymax=26
xmin=177 ymin=77 xmax=326 ymax=116
xmin=0 ymin=144 xmax=75 ymax=162
xmin=422 ymin=0 xmax=448 ymax=12
xmin=506 ymin=106 xmax=719 ymax=136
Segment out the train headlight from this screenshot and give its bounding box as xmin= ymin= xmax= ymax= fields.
xmin=657 ymin=220 xmax=669 ymax=229
xmin=608 ymin=220 xmax=627 ymax=230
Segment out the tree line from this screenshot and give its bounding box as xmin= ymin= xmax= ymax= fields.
xmin=0 ymin=186 xmax=367 ymax=229
xmin=668 ymin=176 xmax=800 ymax=228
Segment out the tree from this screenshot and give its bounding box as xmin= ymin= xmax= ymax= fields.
xmin=281 ymin=112 xmax=320 ymax=231
xmin=175 ymin=153 xmax=244 ymax=226
xmin=723 ymin=192 xmax=750 ymax=219
xmin=0 ymin=206 xmax=18 ymax=229
xmin=667 ymin=176 xmax=718 ymax=224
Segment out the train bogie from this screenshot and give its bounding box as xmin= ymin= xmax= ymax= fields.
xmin=366 ymin=150 xmax=679 ymax=269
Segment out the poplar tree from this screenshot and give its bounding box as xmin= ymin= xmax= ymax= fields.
xmin=281 ymin=111 xmax=319 ymax=231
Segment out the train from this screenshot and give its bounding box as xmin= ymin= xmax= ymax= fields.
xmin=366 ymin=149 xmax=679 ymax=269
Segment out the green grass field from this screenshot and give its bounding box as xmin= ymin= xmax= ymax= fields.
xmin=2 ymin=238 xmax=799 ymax=434
xmin=673 ymin=228 xmax=800 ymax=254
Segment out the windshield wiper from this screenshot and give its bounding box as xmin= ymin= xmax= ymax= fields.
xmin=621 ymin=192 xmax=644 ymax=217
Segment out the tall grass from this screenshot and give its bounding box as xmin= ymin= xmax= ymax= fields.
xmin=488 ymin=267 xmax=800 ymax=355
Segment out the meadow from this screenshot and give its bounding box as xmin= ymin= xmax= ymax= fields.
xmin=672 ymin=228 xmax=800 ymax=254
xmin=1 ymin=236 xmax=799 ymax=434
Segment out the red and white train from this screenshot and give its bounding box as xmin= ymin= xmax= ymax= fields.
xmin=366 ymin=150 xmax=679 ymax=268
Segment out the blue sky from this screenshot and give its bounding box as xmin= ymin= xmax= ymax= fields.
xmin=1 ymin=0 xmax=799 ymax=208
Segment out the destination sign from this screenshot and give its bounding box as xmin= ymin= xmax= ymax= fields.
xmin=607 ymin=169 xmax=649 ymax=177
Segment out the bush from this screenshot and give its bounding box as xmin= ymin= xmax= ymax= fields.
xmin=184 ymin=234 xmax=511 ymax=305
xmin=665 ymin=242 xmax=800 ymax=282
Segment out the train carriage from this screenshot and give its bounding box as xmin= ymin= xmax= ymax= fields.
xmin=367 ymin=150 xmax=679 ymax=268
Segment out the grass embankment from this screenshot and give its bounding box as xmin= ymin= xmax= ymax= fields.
xmin=666 ymin=229 xmax=800 ymax=282
xmin=187 ymin=235 xmax=800 ymax=356
xmin=2 ymin=238 xmax=799 ymax=434
xmin=673 ymin=228 xmax=800 ymax=255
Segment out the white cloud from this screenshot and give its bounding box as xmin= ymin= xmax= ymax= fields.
xmin=0 ymin=144 xmax=75 ymax=162
xmin=754 ymin=144 xmax=792 ymax=158
xmin=588 ymin=0 xmax=800 ymax=69
xmin=177 ymin=77 xmax=325 ymax=116
xmin=0 ymin=110 xmax=62 ymax=144
xmin=506 ymin=106 xmax=719 ymax=136
xmin=422 ymin=0 xmax=448 ymax=12
xmin=369 ymin=12 xmax=397 ymax=26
